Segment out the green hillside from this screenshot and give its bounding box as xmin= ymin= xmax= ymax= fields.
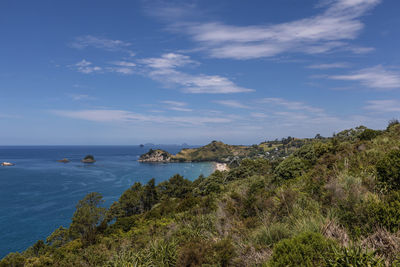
xmin=141 ymin=138 xmax=314 ymax=164
xmin=173 ymin=141 xmax=252 ymax=162
xmin=2 ymin=122 xmax=400 ymax=266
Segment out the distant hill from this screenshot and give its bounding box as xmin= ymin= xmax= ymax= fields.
xmin=139 ymin=138 xmax=315 ymax=163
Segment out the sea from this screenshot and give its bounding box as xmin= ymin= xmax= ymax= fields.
xmin=0 ymin=145 xmax=215 ymax=258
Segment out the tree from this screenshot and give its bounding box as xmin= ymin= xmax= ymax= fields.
xmin=118 ymin=182 xmax=144 ymax=216
xmin=157 ymin=174 xmax=192 ymax=198
xmin=46 ymin=226 xmax=69 ymax=247
xmin=142 ymin=178 xmax=158 ymax=211
xmin=69 ymin=192 xmax=106 ymax=245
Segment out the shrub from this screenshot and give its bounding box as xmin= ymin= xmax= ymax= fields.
xmin=339 ymin=191 xmax=400 ymax=237
xmin=255 ymin=223 xmax=291 ymax=248
xmin=226 ymin=158 xmax=271 ymax=180
xmin=158 ymin=174 xmax=193 ymax=199
xmin=176 ymin=240 xmax=209 ymax=267
xmin=365 ymin=191 xmax=400 ymax=233
xmin=46 ymin=226 xmax=69 ymax=247
xmin=211 ymin=238 xmax=236 ymax=267
xmin=358 ymin=128 xmax=381 ymax=141
xmin=267 ymin=232 xmax=336 ymax=267
xmin=194 ymin=171 xmax=225 ymax=196
xmin=0 ymin=252 xmax=25 ymax=267
xmin=275 ymin=156 xmax=309 ymax=180
xmin=387 ymin=119 xmax=399 ymax=130
xmin=147 ymin=239 xmax=177 ymax=266
xmin=327 ymin=246 xmax=384 ymax=266
xmin=376 ymin=150 xmax=400 ymax=190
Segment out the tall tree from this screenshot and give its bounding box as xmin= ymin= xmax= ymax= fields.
xmin=69 ymin=192 xmax=106 ymax=245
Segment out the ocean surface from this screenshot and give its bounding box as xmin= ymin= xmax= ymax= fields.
xmin=0 ymin=145 xmax=214 ymax=258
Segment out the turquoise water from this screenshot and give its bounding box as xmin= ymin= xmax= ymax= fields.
xmin=0 ymin=146 xmax=214 ymax=258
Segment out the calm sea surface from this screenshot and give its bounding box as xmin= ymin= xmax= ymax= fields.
xmin=0 ymin=145 xmax=214 ymax=258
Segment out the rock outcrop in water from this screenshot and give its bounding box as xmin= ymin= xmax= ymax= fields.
xmin=81 ymin=155 xmax=96 ymax=163
xmin=57 ymin=158 xmax=70 ymax=163
xmin=1 ymin=162 xmax=15 ymax=166
xmin=138 ymin=149 xmax=172 ymax=162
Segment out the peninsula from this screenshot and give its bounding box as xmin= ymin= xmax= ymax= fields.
xmin=139 ymin=138 xmax=311 ymax=163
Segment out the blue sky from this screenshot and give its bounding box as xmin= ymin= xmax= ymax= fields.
xmin=1 ymin=0 xmax=400 ymax=145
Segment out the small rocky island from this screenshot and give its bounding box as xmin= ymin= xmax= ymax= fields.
xmin=81 ymin=155 xmax=96 ymax=163
xmin=138 ymin=149 xmax=172 ymax=162
xmin=57 ymin=158 xmax=70 ymax=163
xmin=1 ymin=162 xmax=15 ymax=166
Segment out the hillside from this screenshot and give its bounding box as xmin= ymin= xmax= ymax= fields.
xmin=2 ymin=122 xmax=400 ymax=266
xmin=139 ymin=138 xmax=314 ymax=164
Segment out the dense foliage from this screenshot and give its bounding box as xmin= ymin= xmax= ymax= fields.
xmin=2 ymin=123 xmax=400 ymax=266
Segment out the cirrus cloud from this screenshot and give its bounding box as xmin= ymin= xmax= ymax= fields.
xmin=52 ymin=109 xmax=231 ymax=125
xmin=329 ymin=65 xmax=400 ymax=90
xmin=162 ymin=0 xmax=381 ymax=59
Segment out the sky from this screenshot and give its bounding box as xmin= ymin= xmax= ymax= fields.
xmin=1 ymin=0 xmax=400 ymax=145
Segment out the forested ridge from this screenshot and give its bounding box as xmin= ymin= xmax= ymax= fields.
xmin=2 ymin=121 xmax=400 ymax=266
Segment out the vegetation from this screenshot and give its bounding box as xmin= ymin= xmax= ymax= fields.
xmin=2 ymin=122 xmax=400 ymax=266
xmin=82 ymin=155 xmax=96 ymax=163
xmin=140 ymin=138 xmax=317 ymax=164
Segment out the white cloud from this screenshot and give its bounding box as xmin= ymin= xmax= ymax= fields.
xmin=214 ymin=100 xmax=249 ymax=109
xmin=71 ymin=35 xmax=131 ymax=51
xmin=161 ymin=100 xmax=187 ymax=107
xmin=52 ymin=109 xmax=231 ymax=125
xmin=75 ymin=59 xmax=102 ymax=74
xmin=111 ymin=61 xmax=136 ymax=67
xmin=345 ymin=45 xmax=375 ymax=54
xmin=260 ymin=98 xmax=324 ymax=113
xmin=307 ymin=62 xmax=350 ymax=69
xmin=167 ymin=107 xmax=193 ymax=112
xmin=250 ymin=112 xmax=268 ymax=118
xmin=177 ymin=0 xmax=381 ymax=59
xmin=364 ymin=100 xmax=400 ymax=113
xmin=73 ymin=60 xmax=137 ymax=75
xmin=141 ymin=53 xmax=196 ymax=69
xmin=161 ymin=100 xmax=192 ymax=112
xmin=68 ymin=94 xmax=94 ymax=101
xmin=141 ymin=53 xmax=253 ymax=94
xmin=329 ymin=65 xmax=400 ymax=89
xmin=108 ymin=67 xmax=135 ymax=75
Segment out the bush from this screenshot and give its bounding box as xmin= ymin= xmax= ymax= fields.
xmin=226 ymin=158 xmax=271 ymax=180
xmin=358 ymin=128 xmax=381 ymax=141
xmin=327 ymin=246 xmax=384 ymax=266
xmin=376 ymin=150 xmax=400 ymax=190
xmin=255 ymin=223 xmax=291 ymax=248
xmin=0 ymin=252 xmax=25 ymax=267
xmin=176 ymin=240 xmax=209 ymax=267
xmin=387 ymin=119 xmax=399 ymax=130
xmin=339 ymin=191 xmax=400 ymax=237
xmin=158 ymin=174 xmax=193 ymax=199
xmin=267 ymin=232 xmax=336 ymax=267
xmin=366 ymin=191 xmax=400 ymax=233
xmin=194 ymin=171 xmax=225 ymax=196
xmin=212 ymin=238 xmax=236 ymax=267
xmin=275 ymin=156 xmax=309 ymax=180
